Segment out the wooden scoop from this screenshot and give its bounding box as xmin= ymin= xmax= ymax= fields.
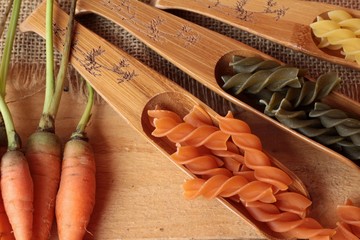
xmin=20 ymin=1 xmax=360 ymax=238
xmin=151 ymin=0 xmax=360 ymax=70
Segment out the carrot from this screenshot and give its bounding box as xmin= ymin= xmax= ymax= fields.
xmin=0 ymin=187 xmax=14 ymax=240
xmin=0 ymin=50 xmax=33 ymax=240
xmin=1 ymin=149 xmax=33 ymax=240
xmin=24 ymin=1 xmax=77 ymax=239
xmin=0 ymin=0 xmax=31 ymax=239
xmin=56 ymin=81 xmax=96 ymax=240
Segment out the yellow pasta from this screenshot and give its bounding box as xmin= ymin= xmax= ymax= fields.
xmin=310 ymin=10 xmax=360 ymax=64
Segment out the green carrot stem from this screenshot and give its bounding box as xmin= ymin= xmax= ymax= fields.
xmin=43 ymin=0 xmax=55 ymax=113
xmin=71 ymin=81 xmax=94 ymax=140
xmin=0 ymin=0 xmax=15 ymax=38
xmin=0 ymin=0 xmax=22 ymax=97
xmin=39 ymin=0 xmax=77 ymax=131
xmin=0 ymin=95 xmax=20 ymax=151
xmin=48 ymin=0 xmax=77 ymax=117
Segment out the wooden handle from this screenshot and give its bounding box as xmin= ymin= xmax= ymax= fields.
xmin=151 ymin=0 xmax=360 ymax=71
xmin=20 ymin=1 xmax=202 ymax=135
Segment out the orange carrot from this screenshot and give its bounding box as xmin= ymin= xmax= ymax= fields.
xmin=24 ymin=1 xmax=77 ymax=239
xmin=0 ymin=139 xmax=13 ymax=240
xmin=1 ymin=150 xmax=33 ymax=240
xmin=0 ymin=0 xmax=33 ymax=239
xmin=55 ymin=138 xmax=96 ymax=240
xmin=0 ymin=185 xmax=14 ymax=240
xmin=25 ymin=132 xmax=61 ymax=240
xmin=55 ymin=81 xmax=96 ymax=239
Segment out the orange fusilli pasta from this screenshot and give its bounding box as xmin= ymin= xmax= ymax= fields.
xmin=333 ymin=199 xmax=360 ymax=240
xmin=171 ymin=145 xmax=232 ymax=178
xmin=148 ymin=105 xmax=339 ymax=240
xmin=148 ymin=108 xmax=229 ymax=150
xmin=217 ymin=112 xmax=293 ymax=191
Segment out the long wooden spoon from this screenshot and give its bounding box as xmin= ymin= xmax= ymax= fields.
xmin=20 ymin=1 xmax=360 ymax=238
xmin=151 ymin=0 xmax=360 ymax=70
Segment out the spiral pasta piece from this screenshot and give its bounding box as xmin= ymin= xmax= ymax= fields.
xmin=245 ymin=201 xmax=336 ymax=239
xmin=211 ymin=141 xmax=247 ymax=174
xmin=222 ymin=56 xmax=304 ymax=94
xmin=328 ymin=10 xmax=360 ymax=36
xmin=230 ymin=55 xmax=282 ymax=73
xmin=183 ymin=174 xmax=277 ymax=203
xmin=149 ymin=112 xmax=230 ymax=150
xmin=171 ymin=145 xmax=233 ymax=178
xmin=265 ymin=99 xmax=360 ymax=160
xmin=260 ymin=71 xmax=340 ymax=115
xmin=310 ymin=10 xmax=360 ymax=64
xmin=274 ymin=192 xmax=312 ymax=218
xmin=222 ymin=57 xmax=340 ymax=119
xmin=309 ymin=102 xmax=360 ymax=146
xmin=333 ymin=199 xmax=360 ymax=240
xmin=217 ymin=112 xmax=293 ymax=191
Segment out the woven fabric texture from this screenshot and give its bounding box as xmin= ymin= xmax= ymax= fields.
xmin=0 ymin=0 xmax=359 ymax=110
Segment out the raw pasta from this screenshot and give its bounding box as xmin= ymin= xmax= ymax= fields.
xmin=264 ymin=100 xmax=360 ymax=161
xmin=148 ymin=105 xmax=338 ymax=240
xmin=221 ymin=55 xmax=360 ymax=162
xmin=328 ymin=10 xmax=360 ymax=35
xmin=148 ymin=108 xmax=230 ymax=150
xmin=245 ymin=201 xmax=336 ymax=239
xmin=171 ymin=145 xmax=233 ymax=178
xmin=310 ymin=10 xmax=360 ymax=64
xmin=183 ymin=175 xmax=277 ymax=203
xmin=310 ymin=102 xmax=360 ymax=160
xmin=216 ymin=111 xmax=293 ymax=191
xmin=222 ymin=56 xmax=303 ymax=95
xmin=259 ymin=71 xmax=340 ymax=114
xmin=333 ymin=199 xmax=360 ymax=240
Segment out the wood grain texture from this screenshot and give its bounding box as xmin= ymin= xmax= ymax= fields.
xmin=13 ymin=0 xmax=360 ymax=239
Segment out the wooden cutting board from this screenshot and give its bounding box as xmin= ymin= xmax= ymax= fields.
xmin=6 ymin=79 xmax=263 ymax=239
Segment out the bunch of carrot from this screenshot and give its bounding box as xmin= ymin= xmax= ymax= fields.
xmin=0 ymin=0 xmax=97 ymax=239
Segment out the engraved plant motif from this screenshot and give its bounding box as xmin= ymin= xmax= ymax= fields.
xmin=235 ymin=0 xmax=253 ymax=21
xmin=55 ymin=24 xmax=138 ymax=83
xmin=110 ymin=59 xmax=138 ymax=83
xmin=201 ymin=0 xmax=289 ymax=21
xmin=100 ymin=0 xmax=201 ymax=47
xmin=263 ymin=0 xmax=289 ymax=20
xmin=101 ymin=0 xmax=135 ymax=21
xmin=80 ymin=46 xmax=105 ymax=76
xmin=176 ymin=25 xmax=200 ymax=46
xmin=147 ymin=16 xmax=166 ymax=42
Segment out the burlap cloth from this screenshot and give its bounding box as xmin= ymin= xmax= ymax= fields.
xmin=1 ymin=0 xmax=359 ymax=111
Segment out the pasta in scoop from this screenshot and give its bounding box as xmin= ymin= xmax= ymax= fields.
xmin=310 ymin=10 xmax=360 ymax=64
xmin=148 ymin=104 xmax=341 ymax=240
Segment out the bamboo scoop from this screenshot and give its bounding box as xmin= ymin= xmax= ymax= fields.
xmin=151 ymin=0 xmax=360 ymax=70
xmin=20 ymin=1 xmax=360 ymax=238
xmin=74 ymin=1 xmax=360 ymax=166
